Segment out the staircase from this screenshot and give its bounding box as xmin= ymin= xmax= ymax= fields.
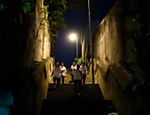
xmin=40 ymin=84 xmax=117 ymax=115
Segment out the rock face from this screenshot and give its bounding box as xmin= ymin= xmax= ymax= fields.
xmin=91 ymin=0 xmax=150 ymax=115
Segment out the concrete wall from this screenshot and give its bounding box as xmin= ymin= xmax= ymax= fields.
xmin=34 ymin=0 xmax=50 ymax=62
xmin=46 ymin=57 xmax=55 ymax=83
xmin=10 ymin=61 xmax=50 ymax=115
xmin=92 ymin=0 xmax=150 ymax=115
xmin=0 ymin=0 xmax=54 ymax=115
xmin=13 ymin=1 xmax=54 ymax=114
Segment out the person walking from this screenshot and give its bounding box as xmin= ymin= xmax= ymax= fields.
xmin=69 ymin=61 xmax=77 ymax=83
xmin=51 ymin=62 xmax=61 ymax=88
xmin=60 ymin=62 xmax=67 ymax=85
xmin=71 ymin=61 xmax=77 ymax=70
xmin=72 ymin=65 xmax=82 ymax=96
xmin=79 ymin=62 xmax=87 ymax=85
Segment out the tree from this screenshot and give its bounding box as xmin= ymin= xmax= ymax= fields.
xmin=46 ymin=0 xmax=93 ymax=40
xmin=45 ymin=0 xmax=67 ymax=40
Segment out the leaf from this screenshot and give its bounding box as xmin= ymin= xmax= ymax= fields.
xmin=22 ymin=2 xmax=31 ymax=13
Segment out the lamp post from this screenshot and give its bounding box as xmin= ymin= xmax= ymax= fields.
xmin=88 ymin=0 xmax=94 ymax=84
xmin=69 ymin=33 xmax=78 ymax=58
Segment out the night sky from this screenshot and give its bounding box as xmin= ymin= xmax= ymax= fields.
xmin=55 ymin=0 xmax=116 ymax=68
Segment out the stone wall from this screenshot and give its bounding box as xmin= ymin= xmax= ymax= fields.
xmin=0 ymin=0 xmax=54 ymax=115
xmin=92 ymin=0 xmax=150 ymax=115
xmin=13 ymin=0 xmax=54 ymax=114
xmin=34 ymin=0 xmax=51 ymax=62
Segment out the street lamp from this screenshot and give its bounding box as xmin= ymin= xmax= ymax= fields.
xmin=69 ymin=33 xmax=78 ymax=58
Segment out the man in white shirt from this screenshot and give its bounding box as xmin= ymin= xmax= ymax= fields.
xmin=71 ymin=61 xmax=77 ymax=70
xmin=70 ymin=61 xmax=77 ymax=83
xmin=60 ymin=62 xmax=67 ymax=85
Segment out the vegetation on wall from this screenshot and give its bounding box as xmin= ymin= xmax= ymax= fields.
xmin=22 ymin=0 xmax=35 ymax=13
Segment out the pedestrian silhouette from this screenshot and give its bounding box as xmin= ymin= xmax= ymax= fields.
xmin=71 ymin=65 xmax=82 ymax=96
xmin=79 ymin=61 xmax=87 ymax=85
xmin=51 ymin=62 xmax=61 ymax=88
xmin=60 ymin=62 xmax=67 ymax=85
xmin=69 ymin=61 xmax=77 ymax=83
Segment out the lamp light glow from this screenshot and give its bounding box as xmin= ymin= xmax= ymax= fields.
xmin=69 ymin=33 xmax=77 ymax=41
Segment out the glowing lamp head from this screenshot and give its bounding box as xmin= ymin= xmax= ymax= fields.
xmin=69 ymin=33 xmax=77 ymax=41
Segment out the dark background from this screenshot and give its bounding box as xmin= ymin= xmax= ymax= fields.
xmin=55 ymin=0 xmax=116 ymax=68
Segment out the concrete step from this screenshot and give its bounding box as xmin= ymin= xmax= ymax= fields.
xmin=40 ymin=84 xmax=117 ymax=115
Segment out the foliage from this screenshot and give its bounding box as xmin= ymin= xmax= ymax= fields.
xmin=46 ymin=0 xmax=91 ymax=40
xmin=75 ymin=57 xmax=82 ymax=65
xmin=22 ymin=2 xmax=32 ymax=13
xmin=21 ymin=0 xmax=35 ymax=13
xmin=0 ymin=4 xmax=4 ymax=11
xmin=46 ymin=0 xmax=67 ymax=40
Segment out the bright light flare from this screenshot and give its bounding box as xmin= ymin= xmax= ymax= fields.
xmin=69 ymin=33 xmax=77 ymax=41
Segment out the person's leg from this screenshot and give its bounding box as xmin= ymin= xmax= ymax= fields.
xmin=53 ymin=77 xmax=56 ymax=85
xmin=69 ymin=74 xmax=74 ymax=83
xmin=76 ymin=80 xmax=79 ymax=93
xmin=77 ymin=80 xmax=81 ymax=95
xmin=57 ymin=78 xmax=60 ymax=88
xmin=79 ymin=80 xmax=82 ymax=89
xmin=81 ymin=74 xmax=83 ymax=84
xmin=61 ymin=76 xmax=64 ymax=85
xmin=74 ymin=80 xmax=77 ymax=94
xmin=83 ymin=74 xmax=86 ymax=85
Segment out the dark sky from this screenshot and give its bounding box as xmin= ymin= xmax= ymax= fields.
xmin=55 ymin=0 xmax=116 ymax=68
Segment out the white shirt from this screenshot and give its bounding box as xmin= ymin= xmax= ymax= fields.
xmin=72 ymin=69 xmax=82 ymax=80
xmin=71 ymin=65 xmax=77 ymax=70
xmin=79 ymin=65 xmax=87 ymax=74
xmin=60 ymin=66 xmax=67 ymax=76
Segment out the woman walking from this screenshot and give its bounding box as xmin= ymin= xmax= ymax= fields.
xmin=51 ymin=62 xmax=61 ymax=88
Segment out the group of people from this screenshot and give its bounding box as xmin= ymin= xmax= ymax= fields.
xmin=51 ymin=62 xmax=67 ymax=88
xmin=51 ymin=61 xmax=87 ymax=96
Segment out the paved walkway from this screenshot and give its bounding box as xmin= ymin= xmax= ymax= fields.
xmin=40 ymin=84 xmax=117 ymax=115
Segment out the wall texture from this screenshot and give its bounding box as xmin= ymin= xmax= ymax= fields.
xmin=34 ymin=0 xmax=50 ymax=62
xmin=0 ymin=0 xmax=54 ymax=115
xmin=92 ymin=0 xmax=150 ymax=115
xmin=13 ymin=0 xmax=54 ymax=114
